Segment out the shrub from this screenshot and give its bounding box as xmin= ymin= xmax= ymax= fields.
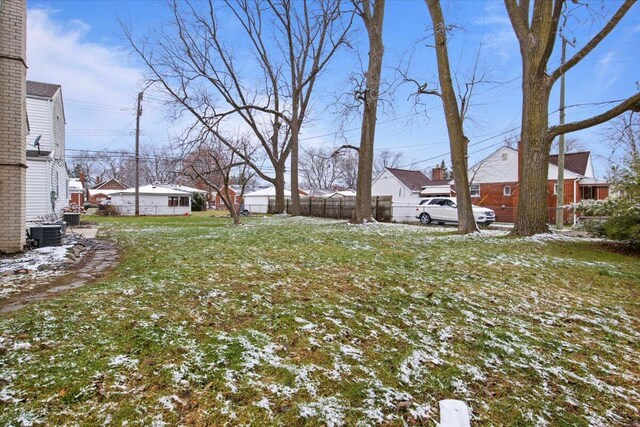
xmin=576 ymin=156 xmax=640 ymax=248
xmin=191 ymin=192 xmax=206 ymax=211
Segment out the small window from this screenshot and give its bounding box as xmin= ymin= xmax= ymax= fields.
xmin=503 ymin=185 xmax=511 ymax=196
xmin=553 ymin=184 xmax=558 ymax=195
xmin=179 ymin=196 xmax=190 ymax=207
xmin=501 ymin=153 xmax=508 ymax=161
xmin=168 ymin=196 xmax=179 ymax=207
xmin=470 ymin=184 xmax=480 ymax=197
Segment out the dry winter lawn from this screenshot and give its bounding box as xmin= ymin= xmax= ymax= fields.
xmin=0 ymin=215 xmax=639 ymax=426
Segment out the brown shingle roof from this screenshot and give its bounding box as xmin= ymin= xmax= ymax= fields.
xmin=549 ymin=151 xmax=590 ymax=176
xmin=386 ymin=168 xmax=430 ymax=191
xmin=26 ymin=81 xmax=61 ymax=98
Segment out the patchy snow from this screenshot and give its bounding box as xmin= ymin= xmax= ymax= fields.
xmin=108 ymin=355 xmax=139 ymax=370
xmin=0 ymin=245 xmax=72 ymax=274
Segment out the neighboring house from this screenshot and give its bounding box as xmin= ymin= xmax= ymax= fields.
xmin=304 ymin=188 xmax=333 ymax=198
xmin=467 ymin=146 xmax=609 ymax=224
xmin=372 ymin=168 xmax=431 ymax=200
xmin=243 ymin=186 xmax=307 ymax=213
xmin=68 ymin=178 xmax=84 ymax=207
xmin=323 ymin=189 xmax=357 ymax=198
xmin=25 ymin=81 xmax=69 ymax=222
xmin=420 ymin=165 xmax=455 ymax=197
xmin=213 ymin=185 xmax=244 ymax=210
xmin=87 ymin=178 xmax=128 ymax=205
xmin=109 ymin=185 xmax=191 ymax=216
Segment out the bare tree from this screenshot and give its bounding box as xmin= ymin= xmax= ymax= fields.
xmin=418 ymin=0 xmax=479 ymax=233
xmin=300 ymin=146 xmax=342 ymax=189
xmin=182 ymin=131 xmax=255 ymax=225
xmin=124 ymin=0 xmax=350 ymax=215
xmin=273 ymin=0 xmax=355 ymax=216
xmin=373 ymin=150 xmax=403 ymax=176
xmin=605 ymin=112 xmax=639 ymax=167
xmin=352 ymin=0 xmax=385 ymax=224
xmin=504 ymin=0 xmax=640 ymax=236
xmin=550 ymin=137 xmax=585 ymax=154
xmin=337 ymin=149 xmax=359 ymax=188
xmin=140 ymin=143 xmax=179 ymax=185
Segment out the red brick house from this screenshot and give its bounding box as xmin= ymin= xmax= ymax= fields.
xmin=467 ymin=146 xmax=609 ymax=224
xmin=87 ymin=178 xmax=128 ymax=205
xmin=214 ymin=185 xmax=244 ymax=210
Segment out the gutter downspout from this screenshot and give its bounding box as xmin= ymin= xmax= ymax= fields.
xmin=573 ymin=178 xmax=578 ymax=226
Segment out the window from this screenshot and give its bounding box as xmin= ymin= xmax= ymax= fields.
xmin=168 ymin=196 xmax=179 ymax=207
xmin=553 ymin=184 xmax=558 ymax=195
xmin=503 ymin=185 xmax=511 ymax=196
xmin=501 ymin=153 xmax=508 ymax=161
xmin=470 ymin=184 xmax=480 ymax=197
xmin=179 ymin=196 xmax=190 ymax=207
xmin=429 ymin=199 xmax=443 ymax=205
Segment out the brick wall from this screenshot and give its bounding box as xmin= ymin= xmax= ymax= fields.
xmin=0 ymin=0 xmax=27 ymax=253
xmin=474 ymin=182 xmax=519 ymax=223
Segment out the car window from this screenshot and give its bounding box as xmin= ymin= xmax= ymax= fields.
xmin=419 ymin=199 xmax=429 ymax=205
xmin=429 ymin=199 xmax=442 ymax=205
xmin=444 ymin=199 xmax=455 ymax=207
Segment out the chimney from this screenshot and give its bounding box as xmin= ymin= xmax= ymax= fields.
xmin=79 ymin=171 xmax=85 ymax=186
xmin=96 ymin=176 xmax=102 ymax=184
xmin=432 ymin=165 xmax=445 ymax=181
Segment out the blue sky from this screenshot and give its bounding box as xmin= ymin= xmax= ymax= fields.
xmin=26 ymin=0 xmax=640 ymax=180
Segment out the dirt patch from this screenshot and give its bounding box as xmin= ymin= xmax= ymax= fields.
xmin=0 ymin=239 xmax=119 ymax=314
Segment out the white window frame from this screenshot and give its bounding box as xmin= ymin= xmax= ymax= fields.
xmin=553 ymin=183 xmax=558 ymax=195
xmin=470 ymin=184 xmax=480 ymax=197
xmin=503 ymin=185 xmax=511 ymax=196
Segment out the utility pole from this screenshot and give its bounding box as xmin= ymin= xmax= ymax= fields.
xmin=135 ymin=91 xmax=143 ymax=216
xmin=555 ymin=34 xmax=575 ymax=229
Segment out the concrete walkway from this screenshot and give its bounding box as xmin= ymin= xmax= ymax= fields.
xmin=68 ymin=227 xmax=98 ymax=239
xmin=0 ymin=240 xmax=118 ymax=314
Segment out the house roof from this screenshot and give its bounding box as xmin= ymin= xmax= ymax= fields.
xmin=26 ymin=81 xmax=61 ymax=98
xmin=386 ymin=168 xmax=430 ymax=191
xmin=92 ymin=178 xmax=128 ymax=190
xmin=244 ymin=186 xmax=291 ymax=197
xmin=549 ymin=152 xmax=590 ymax=176
xmin=111 ymin=185 xmax=191 ymax=196
xmin=69 ymin=178 xmax=84 ymax=191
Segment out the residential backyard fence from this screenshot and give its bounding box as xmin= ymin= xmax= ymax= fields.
xmin=267 ymin=196 xmax=393 ymax=222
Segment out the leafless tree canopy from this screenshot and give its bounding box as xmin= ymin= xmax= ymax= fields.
xmin=373 ymin=149 xmax=403 ymax=176
xmin=124 ymin=0 xmax=352 ymax=214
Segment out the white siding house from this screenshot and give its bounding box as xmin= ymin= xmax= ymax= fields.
xmin=26 ymin=81 xmax=68 ymax=222
xmin=110 ymin=185 xmax=191 ymax=216
xmin=243 ymin=186 xmax=292 ymax=213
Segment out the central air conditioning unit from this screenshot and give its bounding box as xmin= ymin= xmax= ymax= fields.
xmin=29 ymin=225 xmax=62 ymax=248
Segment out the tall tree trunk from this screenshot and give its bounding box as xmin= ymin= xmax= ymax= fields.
xmin=352 ymin=0 xmax=385 ymax=224
xmin=290 ymin=120 xmax=301 ymax=216
xmin=274 ymin=162 xmax=286 ymax=213
xmin=426 ymin=0 xmax=478 ymax=234
xmin=514 ymin=77 xmax=553 ymax=235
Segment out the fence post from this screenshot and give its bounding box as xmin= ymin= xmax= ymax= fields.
xmin=374 ymin=197 xmax=379 ymax=221
xmin=339 ymin=198 xmax=343 ymax=219
xmin=286 ymin=198 xmax=289 ymax=213
xmin=309 ymin=197 xmax=312 ymax=217
xmin=323 ymin=198 xmax=327 ymax=217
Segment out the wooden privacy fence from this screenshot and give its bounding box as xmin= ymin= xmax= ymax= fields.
xmin=268 ymin=196 xmax=392 ymax=222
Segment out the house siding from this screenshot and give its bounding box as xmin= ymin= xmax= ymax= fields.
xmin=25 ymin=159 xmax=50 ymax=222
xmin=26 ymin=97 xmax=52 ymax=151
xmin=25 ymin=87 xmax=68 ymax=219
xmin=372 ymin=170 xmax=415 ymax=199
xmin=111 ymin=193 xmax=191 ymax=216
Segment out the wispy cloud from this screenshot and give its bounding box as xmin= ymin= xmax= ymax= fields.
xmin=27 ymin=8 xmax=172 ymax=152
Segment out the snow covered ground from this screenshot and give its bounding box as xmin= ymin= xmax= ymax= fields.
xmin=0 ymin=215 xmax=637 ymax=426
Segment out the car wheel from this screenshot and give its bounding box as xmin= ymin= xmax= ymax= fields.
xmin=419 ymin=213 xmax=431 ymax=225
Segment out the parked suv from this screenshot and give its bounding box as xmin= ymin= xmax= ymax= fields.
xmin=415 ymin=197 xmax=495 ymax=226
